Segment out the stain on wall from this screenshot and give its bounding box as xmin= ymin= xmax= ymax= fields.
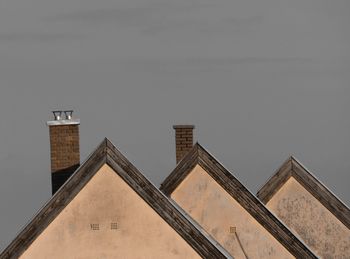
xmin=171 ymin=164 xmax=294 ymax=259
xmin=266 ymin=177 xmax=350 ymax=258
xmin=20 ymin=164 xmax=201 ymax=259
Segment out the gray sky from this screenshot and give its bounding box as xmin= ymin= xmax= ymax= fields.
xmin=0 ymin=0 xmax=349 ymax=251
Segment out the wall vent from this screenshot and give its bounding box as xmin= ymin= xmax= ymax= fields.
xmin=111 ymin=222 xmax=118 ymax=230
xmin=230 ymin=226 xmax=236 ymax=234
xmin=90 ymin=224 xmax=99 ymax=230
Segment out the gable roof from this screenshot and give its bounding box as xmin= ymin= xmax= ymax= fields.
xmin=0 ymin=139 xmax=232 ymax=259
xmin=257 ymin=156 xmax=350 ymax=230
xmin=160 ymin=143 xmax=317 ymax=259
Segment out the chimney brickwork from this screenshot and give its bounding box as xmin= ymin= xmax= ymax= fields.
xmin=173 ymin=125 xmax=195 ymax=164
xmin=47 ymin=111 xmax=80 ymax=194
xmin=49 ymin=125 xmax=80 ymax=173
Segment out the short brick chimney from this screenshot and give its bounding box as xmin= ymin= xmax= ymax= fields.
xmin=173 ymin=125 xmax=195 ymax=164
xmin=47 ymin=111 xmax=80 ymax=195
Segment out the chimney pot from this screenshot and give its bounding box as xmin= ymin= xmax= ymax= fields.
xmin=173 ymin=125 xmax=195 ymax=163
xmin=52 ymin=110 xmax=62 ymax=121
xmin=64 ymin=110 xmax=73 ymax=120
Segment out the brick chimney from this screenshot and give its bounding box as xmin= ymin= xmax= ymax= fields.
xmin=47 ymin=111 xmax=80 ymax=195
xmin=173 ymin=125 xmax=195 ymax=164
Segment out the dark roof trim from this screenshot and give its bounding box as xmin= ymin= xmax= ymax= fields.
xmin=256 ymin=156 xmax=293 ymax=204
xmin=0 ymin=139 xmax=232 ymax=259
xmin=160 ymin=143 xmax=317 ymax=259
xmin=161 ymin=144 xmax=199 ymax=196
xmin=257 ymin=156 xmax=350 ymax=229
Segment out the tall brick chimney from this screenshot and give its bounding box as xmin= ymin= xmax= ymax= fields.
xmin=173 ymin=125 xmax=195 ymax=164
xmin=47 ymin=111 xmax=80 ymax=195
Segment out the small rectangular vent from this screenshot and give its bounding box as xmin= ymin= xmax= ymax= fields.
xmin=111 ymin=222 xmax=118 ymax=230
xmin=230 ymin=226 xmax=236 ymax=234
xmin=90 ymin=224 xmax=99 ymax=230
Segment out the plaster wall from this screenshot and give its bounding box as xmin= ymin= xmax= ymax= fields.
xmin=20 ymin=164 xmax=201 ymax=259
xmin=266 ymin=177 xmax=350 ymax=259
xmin=171 ymin=165 xmax=293 ymax=259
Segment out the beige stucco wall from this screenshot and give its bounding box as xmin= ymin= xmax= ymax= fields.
xmin=171 ymin=164 xmax=293 ymax=259
xmin=21 ymin=164 xmax=201 ymax=259
xmin=266 ymin=177 xmax=350 ymax=259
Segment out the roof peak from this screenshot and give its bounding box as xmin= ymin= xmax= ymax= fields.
xmin=257 ymin=155 xmax=350 ymax=229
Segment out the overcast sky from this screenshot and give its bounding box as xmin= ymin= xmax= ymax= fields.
xmin=0 ymin=0 xmax=349 ymax=251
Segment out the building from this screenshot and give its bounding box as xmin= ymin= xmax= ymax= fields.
xmin=257 ymin=156 xmax=350 ymax=258
xmin=0 ymin=111 xmax=348 ymax=258
xmin=160 ymin=143 xmax=315 ymax=258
